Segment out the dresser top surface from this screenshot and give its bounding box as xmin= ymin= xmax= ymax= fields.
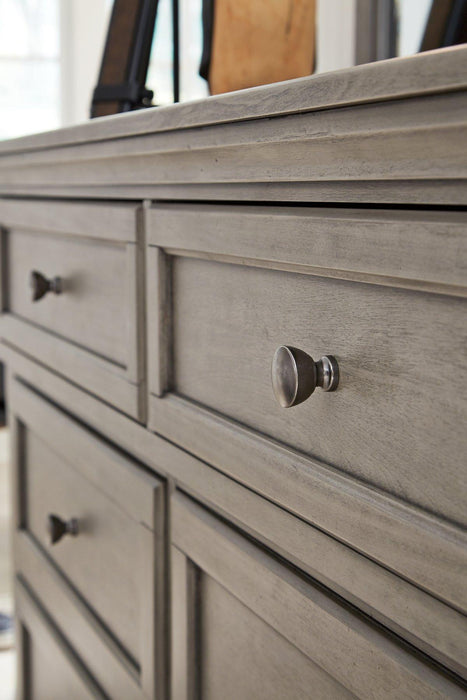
xmin=0 ymin=44 xmax=466 ymax=157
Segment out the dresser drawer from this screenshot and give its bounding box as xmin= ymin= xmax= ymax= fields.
xmin=147 ymin=204 xmax=467 ymax=529
xmin=10 ymin=379 xmax=165 ymax=699
xmin=0 ymin=199 xmax=144 ymax=419
xmin=16 ymin=579 xmax=106 ymax=700
xmin=171 ymin=493 xmax=466 ymax=700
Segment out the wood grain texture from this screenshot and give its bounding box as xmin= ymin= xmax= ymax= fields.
xmin=3 ymin=348 xmax=466 ymax=677
xmin=0 ymin=200 xmax=146 ymax=420
xmin=8 ymin=230 xmax=129 ymax=366
xmin=1 ymin=317 xmax=142 ymax=419
xmin=15 ymin=534 xmax=144 ymax=699
xmin=150 ymin=394 xmax=467 ymax=614
xmin=209 ymin=0 xmax=315 ymax=94
xmin=9 ymin=377 xmax=166 ymax=694
xmin=148 ymin=204 xmax=467 ymax=295
xmin=198 ymin=574 xmax=353 ymax=700
xmin=171 ymin=493 xmax=467 ymax=699
xmin=0 ymin=91 xmax=465 ymax=205
xmin=0 ymin=200 xmax=145 ymax=418
xmin=0 ymin=199 xmax=139 ymax=242
xmin=157 ymin=251 xmax=467 ymax=528
xmin=146 ymin=245 xmax=172 ymax=397
xmin=2 ymin=180 xmax=466 ymax=205
xmin=0 ymin=45 xmax=465 ymax=155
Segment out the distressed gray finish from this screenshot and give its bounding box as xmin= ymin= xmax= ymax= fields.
xmin=1 ymin=45 xmax=465 ymax=155
xmin=0 ymin=50 xmax=466 ymax=204
xmin=0 ymin=200 xmax=146 ymax=419
xmin=3 ymin=349 xmax=465 ymax=678
xmin=0 ymin=45 xmax=466 ymax=699
xmin=9 ymin=378 xmax=166 ymax=699
xmin=15 ymin=579 xmax=106 ymax=699
xmin=171 ymin=493 xmax=466 ymax=699
xmin=156 ymin=256 xmax=467 ymax=525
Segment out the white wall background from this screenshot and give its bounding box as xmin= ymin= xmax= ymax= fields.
xmin=0 ymin=0 xmax=433 ymax=141
xmin=60 ymin=0 xmax=112 ymax=126
xmin=0 ymin=0 xmax=111 ymax=139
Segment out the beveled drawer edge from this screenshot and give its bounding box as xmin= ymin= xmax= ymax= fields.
xmin=149 ymin=392 xmax=467 ymax=615
xmin=172 ymin=492 xmax=467 ymax=698
xmin=1 ymin=46 xmax=465 ymax=156
xmin=146 ymin=205 xmax=467 ymax=298
xmin=0 ymin=198 xmax=139 ymax=243
xmin=0 ymin=323 xmax=143 ymax=421
xmin=9 ymin=376 xmax=166 ymax=699
xmin=15 ymin=576 xmax=107 ymax=699
xmin=3 ymin=345 xmax=466 ymax=677
xmin=10 ymin=376 xmax=161 ymax=529
xmin=15 ymin=532 xmax=144 ymax=699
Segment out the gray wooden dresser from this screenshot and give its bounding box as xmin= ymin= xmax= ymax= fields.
xmin=0 ymin=46 xmax=466 ymax=699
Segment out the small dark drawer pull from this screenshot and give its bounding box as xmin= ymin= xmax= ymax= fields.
xmin=47 ymin=514 xmax=79 ymax=545
xmin=30 ymin=270 xmax=62 ymax=302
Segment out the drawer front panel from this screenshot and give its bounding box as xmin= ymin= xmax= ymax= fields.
xmin=0 ymin=200 xmax=144 ymax=419
xmin=9 ymin=229 xmax=129 ymax=366
xmin=171 ymin=257 xmax=466 ymax=524
xmin=10 ymin=379 xmax=165 ymax=699
xmin=16 ymin=579 xmax=105 ymax=700
xmin=24 ymin=429 xmax=144 ymax=663
xmin=147 ymin=205 xmax=467 ymax=529
xmin=171 ymin=493 xmax=466 ymax=699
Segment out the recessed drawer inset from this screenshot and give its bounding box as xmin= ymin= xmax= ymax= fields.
xmin=147 ymin=204 xmax=467 ymax=613
xmin=0 ymin=200 xmax=144 ymax=419
xmin=11 ymin=379 xmax=165 ymax=699
xmin=147 ymin=204 xmax=467 ymax=527
xmin=171 ymin=493 xmax=466 ymax=700
xmin=16 ymin=579 xmax=106 ymax=700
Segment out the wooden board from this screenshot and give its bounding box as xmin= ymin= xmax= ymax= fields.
xmin=209 ymin=0 xmax=315 ymax=94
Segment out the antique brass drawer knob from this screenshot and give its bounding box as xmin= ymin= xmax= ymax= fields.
xmin=47 ymin=514 xmax=79 ymax=545
xmin=30 ymin=270 xmax=62 ymax=302
xmin=272 ymin=346 xmax=339 ymax=408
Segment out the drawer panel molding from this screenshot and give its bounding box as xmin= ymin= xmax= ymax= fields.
xmin=171 ymin=493 xmax=467 ymax=699
xmin=9 ymin=378 xmax=166 ymax=699
xmin=3 ymin=349 xmax=466 ymax=676
xmin=0 ymin=199 xmax=146 ymax=420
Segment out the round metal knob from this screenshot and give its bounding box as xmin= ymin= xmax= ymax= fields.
xmin=271 ymin=346 xmax=339 ymax=408
xmin=47 ymin=514 xmax=79 ymax=545
xmin=30 ymin=270 xmax=62 ymax=302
